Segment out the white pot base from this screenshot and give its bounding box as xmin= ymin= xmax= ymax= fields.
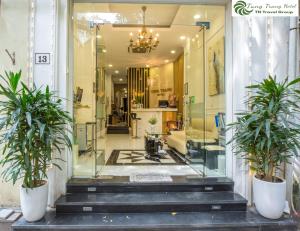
xmin=20 ymin=182 xmax=48 ymax=222
xmin=253 ymin=175 xmax=286 ymax=219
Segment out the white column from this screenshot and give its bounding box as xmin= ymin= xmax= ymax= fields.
xmin=32 ymin=0 xmax=56 ymax=89
xmin=32 ymin=0 xmax=71 ymax=207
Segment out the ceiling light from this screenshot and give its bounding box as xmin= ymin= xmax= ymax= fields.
xmin=115 ymin=70 xmax=119 ymax=74
xmin=108 ymin=64 xmax=113 ymax=67
xmin=96 ymin=35 xmax=102 ymax=39
xmin=180 ymin=36 xmax=186 ymax=40
xmin=102 ymin=49 xmax=107 ymax=53
xmin=146 ymin=64 xmax=150 ymax=67
xmin=170 ymin=50 xmax=176 ymax=54
xmin=195 ymin=34 xmax=199 ymax=38
xmin=193 ymin=14 xmax=201 ymax=20
xmin=119 ymin=78 xmax=123 ymax=81
xmin=164 ymin=60 xmax=169 ymax=63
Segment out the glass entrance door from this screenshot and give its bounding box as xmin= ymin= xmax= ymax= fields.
xmin=184 ymin=25 xmax=226 ymax=177
xmin=71 ymin=3 xmax=226 ymax=178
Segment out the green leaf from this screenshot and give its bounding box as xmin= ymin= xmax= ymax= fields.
xmin=0 ymin=71 xmax=72 ymax=188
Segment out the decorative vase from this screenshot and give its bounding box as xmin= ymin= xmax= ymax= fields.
xmin=20 ymin=181 xmax=49 ymax=222
xmin=150 ymin=125 xmax=156 ymax=134
xmin=253 ymin=175 xmax=286 ymax=219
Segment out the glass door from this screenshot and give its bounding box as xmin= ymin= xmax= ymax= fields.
xmin=95 ymin=25 xmax=107 ymax=176
xmin=182 ymin=21 xmax=226 ymax=177
xmin=71 ymin=3 xmax=226 ymax=179
xmin=72 ymin=11 xmax=101 ymax=177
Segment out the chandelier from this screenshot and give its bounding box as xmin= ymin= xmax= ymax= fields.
xmin=128 ymin=6 xmax=159 ymax=53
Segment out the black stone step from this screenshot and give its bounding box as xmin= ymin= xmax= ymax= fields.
xmin=67 ymin=177 xmax=234 ymax=193
xmin=12 ymin=210 xmax=297 ymax=231
xmin=55 ymin=191 xmax=247 ymax=213
xmin=107 ymin=126 xmax=129 ymax=134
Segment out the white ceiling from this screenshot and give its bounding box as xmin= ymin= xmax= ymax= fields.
xmin=74 ymin=3 xmax=225 ymax=82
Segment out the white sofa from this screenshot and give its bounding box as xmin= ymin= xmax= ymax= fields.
xmin=167 ymin=117 xmax=218 ymax=155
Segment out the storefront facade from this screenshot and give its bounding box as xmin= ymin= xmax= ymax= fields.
xmin=0 ymin=0 xmax=299 ymax=208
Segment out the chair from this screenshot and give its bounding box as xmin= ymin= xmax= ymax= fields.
xmin=130 ymin=113 xmax=141 ymax=138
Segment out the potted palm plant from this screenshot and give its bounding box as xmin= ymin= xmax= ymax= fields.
xmin=0 ymin=71 xmax=72 ymax=222
xmin=228 ymin=76 xmax=300 ymax=219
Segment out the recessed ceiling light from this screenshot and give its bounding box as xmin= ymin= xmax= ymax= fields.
xmin=96 ymin=35 xmax=102 ymax=39
xmin=115 ymin=70 xmax=119 ymax=74
xmin=119 ymin=78 xmax=123 ymax=81
xmin=155 ymin=33 xmax=159 ymax=37
xmin=129 ymin=32 xmax=133 ymax=36
xmin=170 ymin=50 xmax=176 ymax=54
xmin=180 ymin=36 xmax=186 ymax=40
xmin=108 ymin=64 xmax=113 ymax=67
xmin=146 ymin=64 xmax=150 ymax=68
xmin=193 ymin=14 xmax=201 ymax=20
xmin=195 ymin=34 xmax=199 ymax=38
xmin=102 ymin=49 xmax=107 ymax=53
xmin=165 ymin=60 xmax=169 ymax=63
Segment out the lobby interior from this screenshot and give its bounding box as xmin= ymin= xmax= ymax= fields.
xmin=72 ymin=3 xmax=226 ymax=181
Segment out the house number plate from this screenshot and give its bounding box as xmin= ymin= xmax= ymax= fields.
xmin=35 ymin=53 xmax=50 ymax=64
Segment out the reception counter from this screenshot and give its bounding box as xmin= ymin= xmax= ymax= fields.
xmin=131 ymin=108 xmax=178 ymax=136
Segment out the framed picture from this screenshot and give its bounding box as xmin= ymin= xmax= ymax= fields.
xmin=184 ymin=82 xmax=188 ymax=95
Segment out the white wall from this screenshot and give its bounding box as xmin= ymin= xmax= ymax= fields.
xmin=0 ymin=0 xmax=30 ymax=207
xmin=230 ymin=15 xmax=292 ymax=200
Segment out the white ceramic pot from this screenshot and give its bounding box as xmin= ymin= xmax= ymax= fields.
xmin=150 ymin=125 xmax=156 ymax=134
xmin=253 ymin=175 xmax=286 ymax=219
xmin=20 ymin=181 xmax=48 ymax=222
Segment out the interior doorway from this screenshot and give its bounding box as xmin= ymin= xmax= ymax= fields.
xmin=72 ymin=3 xmax=226 ymax=181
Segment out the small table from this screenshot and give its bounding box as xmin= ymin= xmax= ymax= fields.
xmin=186 ymin=138 xmax=217 ymax=161
xmin=201 ymin=145 xmax=225 ymax=170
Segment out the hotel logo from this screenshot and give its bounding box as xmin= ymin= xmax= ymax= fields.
xmin=232 ymin=0 xmax=299 ymax=17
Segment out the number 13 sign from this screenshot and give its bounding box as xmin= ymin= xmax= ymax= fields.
xmin=35 ymin=53 xmax=50 ymax=64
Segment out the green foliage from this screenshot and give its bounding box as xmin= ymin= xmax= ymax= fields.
xmin=0 ymin=71 xmax=72 ymax=188
xmin=148 ymin=117 xmax=157 ymax=125
xmin=228 ymin=76 xmax=300 ymax=182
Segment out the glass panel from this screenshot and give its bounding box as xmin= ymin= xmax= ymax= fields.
xmin=183 ymin=8 xmax=226 ymax=177
xmin=184 ymin=29 xmax=206 ymax=176
xmin=95 ymin=25 xmax=106 ymax=176
xmin=72 ymin=13 xmax=98 ymax=177
xmin=72 ymin=3 xmax=226 ymax=179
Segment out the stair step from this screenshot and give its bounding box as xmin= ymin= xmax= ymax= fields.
xmin=67 ymin=177 xmax=234 ymax=193
xmin=12 ymin=210 xmax=297 ymax=231
xmin=107 ymin=126 xmax=129 ymax=134
xmin=55 ymin=191 xmax=247 ymax=213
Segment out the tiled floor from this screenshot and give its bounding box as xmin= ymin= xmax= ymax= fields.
xmin=73 ymin=133 xmax=224 ymax=178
